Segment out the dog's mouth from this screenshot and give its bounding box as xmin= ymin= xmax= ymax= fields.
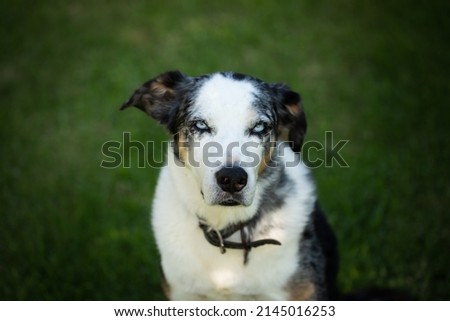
xmin=201 ymin=190 xmax=245 ymax=206
xmin=201 ymin=186 xmax=255 ymax=207
xmin=219 ymin=199 xmax=241 ymax=206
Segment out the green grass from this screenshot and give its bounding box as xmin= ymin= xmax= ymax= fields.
xmin=1 ymin=0 xmax=449 ymax=300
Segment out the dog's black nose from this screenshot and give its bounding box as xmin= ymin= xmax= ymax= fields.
xmin=215 ymin=167 xmax=248 ymax=193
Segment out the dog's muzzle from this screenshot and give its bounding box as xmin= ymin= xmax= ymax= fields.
xmin=214 ymin=167 xmax=248 ymax=206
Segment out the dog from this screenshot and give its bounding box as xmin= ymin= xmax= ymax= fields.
xmin=121 ymin=71 xmax=338 ymax=300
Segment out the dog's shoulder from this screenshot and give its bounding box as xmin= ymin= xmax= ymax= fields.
xmin=287 ymin=203 xmax=338 ymax=300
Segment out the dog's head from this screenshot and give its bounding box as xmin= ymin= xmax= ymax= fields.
xmin=121 ymin=71 xmax=306 ymax=207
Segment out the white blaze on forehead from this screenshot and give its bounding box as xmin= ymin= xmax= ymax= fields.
xmin=191 ymin=73 xmax=263 ymax=168
xmin=193 ymin=73 xmax=257 ymax=122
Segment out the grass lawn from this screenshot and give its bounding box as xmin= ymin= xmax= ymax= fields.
xmin=1 ymin=0 xmax=449 ymax=300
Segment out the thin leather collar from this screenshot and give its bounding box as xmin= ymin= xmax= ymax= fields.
xmin=198 ymin=217 xmax=282 ymax=265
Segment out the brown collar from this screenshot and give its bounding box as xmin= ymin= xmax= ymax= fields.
xmin=198 ymin=218 xmax=282 ymax=264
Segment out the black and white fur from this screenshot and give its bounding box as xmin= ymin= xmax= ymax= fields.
xmin=121 ymin=71 xmax=338 ymax=300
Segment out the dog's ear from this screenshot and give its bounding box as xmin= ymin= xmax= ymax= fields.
xmin=271 ymin=83 xmax=307 ymax=152
xmin=120 ymin=70 xmax=188 ymax=129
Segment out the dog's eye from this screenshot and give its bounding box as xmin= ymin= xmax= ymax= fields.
xmin=194 ymin=120 xmax=210 ymax=132
xmin=251 ymin=123 xmax=268 ymax=135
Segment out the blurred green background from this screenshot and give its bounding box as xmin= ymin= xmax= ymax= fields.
xmin=1 ymin=0 xmax=449 ymax=300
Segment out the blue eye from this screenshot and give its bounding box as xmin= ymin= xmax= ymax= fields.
xmin=251 ymin=123 xmax=268 ymax=135
xmin=253 ymin=124 xmax=265 ymax=133
xmin=194 ymin=120 xmax=209 ymax=131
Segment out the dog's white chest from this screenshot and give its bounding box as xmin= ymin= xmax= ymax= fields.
xmin=153 ymin=197 xmax=300 ymax=300
xmin=167 ymin=234 xmax=298 ymax=300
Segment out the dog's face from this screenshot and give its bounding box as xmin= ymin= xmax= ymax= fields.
xmin=121 ymin=71 xmax=306 ymax=207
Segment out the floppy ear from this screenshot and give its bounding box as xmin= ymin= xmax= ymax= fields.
xmin=272 ymin=83 xmax=307 ymax=152
xmin=120 ymin=70 xmax=188 ymax=129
